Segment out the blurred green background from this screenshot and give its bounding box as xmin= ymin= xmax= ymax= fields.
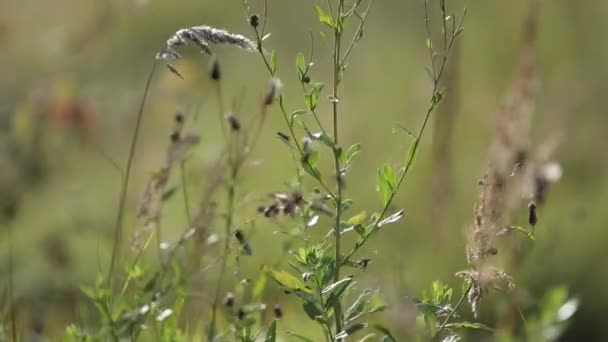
xmin=1 ymin=0 xmax=607 ymax=340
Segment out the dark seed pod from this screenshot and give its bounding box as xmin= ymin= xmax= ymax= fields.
xmin=302 ymin=75 xmax=311 ymax=83
xmin=234 ymin=229 xmax=245 ymax=244
xmin=237 ymin=308 xmax=246 ymax=320
xmin=249 ymin=15 xmax=259 ymax=28
xmin=210 ymin=59 xmax=221 ymax=81
xmin=224 ymin=292 xmax=235 ymax=307
xmin=273 ymin=304 xmax=283 ymax=319
xmin=170 ymin=131 xmax=180 ymax=143
xmin=226 ymin=113 xmax=241 ymax=131
xmin=528 ymin=202 xmax=537 ymax=227
xmin=175 ymin=112 xmax=184 ymax=124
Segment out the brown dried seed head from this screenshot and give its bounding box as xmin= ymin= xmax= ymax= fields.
xmin=249 ymin=15 xmax=259 ymax=28
xmin=210 ymin=59 xmax=221 ymax=81
xmin=528 ymin=202 xmax=537 ymax=227
xmin=273 ymin=304 xmax=283 ymax=319
xmin=225 ymin=113 xmax=241 ymax=131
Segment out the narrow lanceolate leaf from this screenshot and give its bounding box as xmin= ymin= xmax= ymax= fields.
xmin=341 ymin=143 xmax=362 ymax=166
xmin=315 ymin=5 xmax=334 ymax=29
xmin=311 ymin=131 xmax=336 ymax=148
xmin=301 ymin=151 xmax=321 ymax=179
xmin=269 ymin=50 xmax=278 ymax=75
xmin=335 ymin=323 xmax=368 ymax=339
xmin=296 ymin=52 xmax=307 ymax=80
xmin=378 ymin=210 xmax=405 ymax=227
xmin=444 ymin=322 xmax=493 ymax=331
xmin=372 ymin=324 xmax=397 ymax=342
xmin=323 ymin=277 xmax=354 ymax=308
xmin=264 ymin=320 xmax=277 ymax=342
xmin=287 ymin=332 xmax=315 ymax=342
xmin=261 ymin=265 xmax=313 ymax=294
xmin=302 ymin=299 xmax=324 ymax=321
xmin=377 ymin=164 xmax=396 ymax=206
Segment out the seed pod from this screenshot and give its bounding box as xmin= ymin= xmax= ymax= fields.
xmin=224 ymin=292 xmax=235 ymax=307
xmin=170 ymin=131 xmax=180 ymax=143
xmin=210 ymin=59 xmax=221 ymax=81
xmin=175 ymin=112 xmax=184 ymax=124
xmin=249 ymin=15 xmax=259 ymax=28
xmin=237 ymin=308 xmax=246 ymax=320
xmin=225 ymin=113 xmax=241 ymax=131
xmin=234 ymin=229 xmax=245 ymax=244
xmin=528 ymin=202 xmax=537 ymax=227
xmin=273 ymin=304 xmax=283 ymax=319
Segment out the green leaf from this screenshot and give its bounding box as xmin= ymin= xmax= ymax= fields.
xmin=296 ymin=52 xmax=307 ymax=80
xmin=315 ymin=5 xmax=334 ymax=28
xmin=301 ymin=151 xmax=321 ymax=179
xmin=342 ymin=143 xmax=362 ymax=166
xmin=262 ymin=265 xmax=313 ymax=294
xmin=161 ymin=187 xmax=178 ymax=201
xmin=444 ymin=322 xmax=493 ymax=331
xmin=377 ymin=210 xmax=405 ymax=227
xmin=269 ymin=50 xmax=277 ymax=75
xmin=377 ymin=164 xmax=396 ymax=206
xmin=405 ymin=140 xmax=418 ymax=169
xmin=287 ymin=332 xmax=315 ymax=342
xmin=264 ymin=320 xmax=277 ymax=342
xmin=252 ymin=273 xmax=267 ymax=301
xmin=323 ymin=277 xmax=354 ymax=309
xmin=305 ymin=83 xmax=324 ymax=111
xmin=372 ymin=324 xmax=397 ymax=342
xmin=302 ymin=299 xmax=324 ymax=321
xmin=335 ymin=323 xmax=368 ymax=339
xmin=347 ymin=211 xmax=367 ymax=226
xmin=311 ymin=132 xmax=335 ymax=148
xmin=290 ymin=109 xmax=309 ymax=124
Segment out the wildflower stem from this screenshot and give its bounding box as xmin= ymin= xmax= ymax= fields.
xmin=108 ymin=60 xmax=158 ymax=286
xmin=181 ymin=162 xmax=192 ymax=225
xmin=331 ymin=0 xmax=346 ymax=336
xmin=432 ymin=282 xmax=473 ymax=339
xmin=341 ymin=0 xmax=466 ymax=266
xmin=7 ymin=223 xmax=17 ymax=342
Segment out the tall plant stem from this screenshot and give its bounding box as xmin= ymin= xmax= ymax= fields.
xmin=108 ymin=60 xmax=158 ymax=286
xmin=7 ymin=223 xmax=17 ymax=342
xmin=332 ymin=0 xmax=346 ymax=336
xmin=208 ymin=163 xmax=238 ymax=341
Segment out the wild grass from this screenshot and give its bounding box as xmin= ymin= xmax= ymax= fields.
xmin=0 ymin=1 xmax=580 ymax=341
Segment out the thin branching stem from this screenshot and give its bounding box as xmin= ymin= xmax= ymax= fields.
xmin=432 ymin=282 xmax=473 ymax=339
xmin=108 ymin=60 xmax=159 ymax=286
xmin=342 ymin=0 xmax=466 ymax=266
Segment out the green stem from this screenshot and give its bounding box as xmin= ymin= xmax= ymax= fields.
xmin=432 ymin=282 xmax=473 ymax=339
xmin=332 ymin=0 xmax=345 ymax=336
xmin=108 ymin=60 xmax=158 ymax=286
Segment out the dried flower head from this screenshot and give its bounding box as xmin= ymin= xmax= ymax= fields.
xmin=263 ymin=78 xmax=283 ymax=106
xmin=156 ymin=25 xmax=257 ymax=62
